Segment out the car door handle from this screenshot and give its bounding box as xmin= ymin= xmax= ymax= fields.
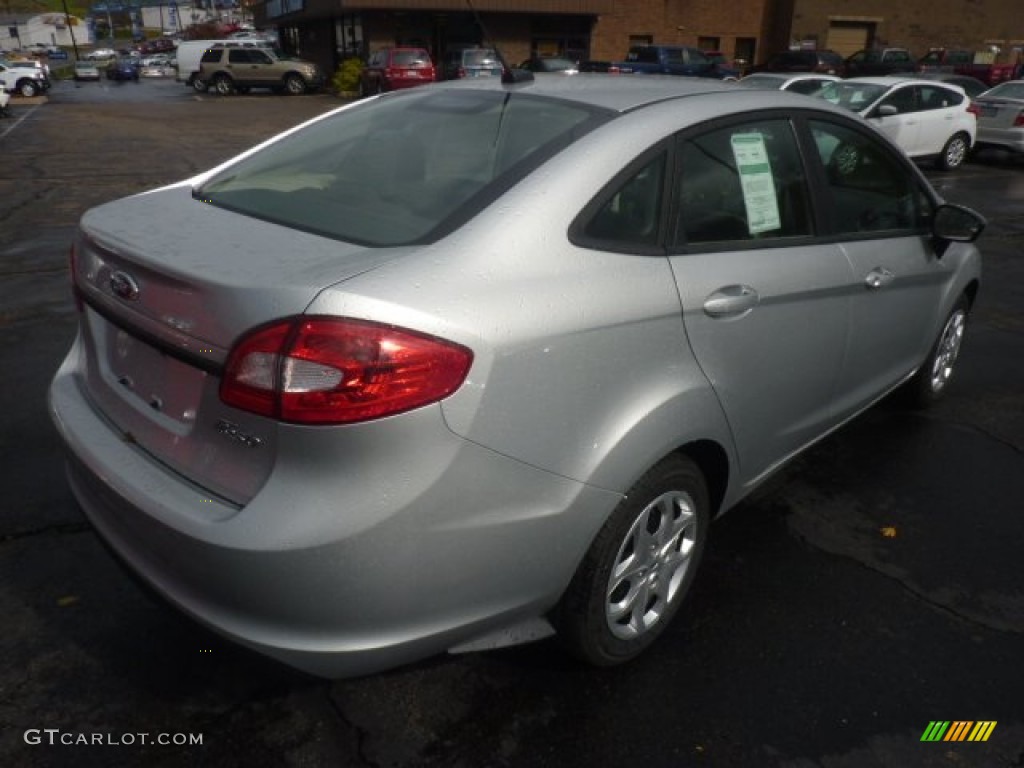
xmin=703 ymin=285 xmax=760 ymax=317
xmin=865 ymin=267 xmax=896 ymax=290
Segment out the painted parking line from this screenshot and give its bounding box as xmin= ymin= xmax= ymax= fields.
xmin=0 ymin=102 xmax=44 ymax=140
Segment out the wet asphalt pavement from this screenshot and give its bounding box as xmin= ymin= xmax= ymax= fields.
xmin=1 ymin=78 xmax=1022 ymax=768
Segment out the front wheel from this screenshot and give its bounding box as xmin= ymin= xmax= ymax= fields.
xmin=903 ymin=295 xmax=970 ymax=408
xmin=938 ymin=132 xmax=970 ymax=171
xmin=284 ymin=74 xmax=306 ymax=95
xmin=18 ymin=79 xmax=39 ymax=97
xmin=191 ymin=77 xmax=208 ymax=93
xmin=554 ymin=455 xmax=710 ymax=666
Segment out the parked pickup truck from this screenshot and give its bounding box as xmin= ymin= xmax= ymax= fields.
xmin=610 ymin=45 xmax=737 ymax=79
xmin=918 ymin=48 xmax=1020 ymax=87
xmin=842 ymin=48 xmax=916 ymax=77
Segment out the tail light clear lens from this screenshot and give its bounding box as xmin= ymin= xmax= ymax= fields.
xmin=69 ymin=243 xmax=83 ymax=312
xmin=221 ymin=317 xmax=473 ymax=425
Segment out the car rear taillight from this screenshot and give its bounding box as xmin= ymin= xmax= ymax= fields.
xmin=1015 ymin=111 xmax=1024 ymax=127
xmin=220 ymin=317 xmax=473 ymax=425
xmin=966 ymin=102 xmax=982 ymax=118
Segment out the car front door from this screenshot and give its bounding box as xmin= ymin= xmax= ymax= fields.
xmin=868 ymin=84 xmax=924 ymax=156
xmin=807 ymin=117 xmax=945 ymax=419
xmin=666 ymin=116 xmax=853 ymax=484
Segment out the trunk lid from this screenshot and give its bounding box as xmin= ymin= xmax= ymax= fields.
xmin=72 ymin=185 xmax=398 ymax=504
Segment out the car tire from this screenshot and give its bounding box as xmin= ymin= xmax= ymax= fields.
xmin=214 ymin=75 xmax=234 ymax=96
xmin=938 ymin=132 xmax=970 ymax=171
xmin=284 ymin=74 xmax=306 ymax=95
xmin=18 ymin=79 xmax=39 ymax=97
xmin=902 ymin=295 xmax=970 ymax=408
xmin=192 ymin=77 xmax=208 ymax=93
xmin=554 ymin=455 xmax=710 ymax=666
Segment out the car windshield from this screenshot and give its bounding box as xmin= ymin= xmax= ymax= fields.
xmin=815 ymin=81 xmax=888 ymax=110
xmin=195 ymin=89 xmax=609 ymax=246
xmin=737 ymin=75 xmax=784 ymax=89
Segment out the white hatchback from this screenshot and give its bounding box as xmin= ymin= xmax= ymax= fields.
xmin=813 ymin=76 xmax=977 ymax=170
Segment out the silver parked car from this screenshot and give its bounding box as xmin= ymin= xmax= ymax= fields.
xmin=971 ymin=79 xmax=1024 ymax=154
xmin=50 ymin=75 xmax=984 ymax=678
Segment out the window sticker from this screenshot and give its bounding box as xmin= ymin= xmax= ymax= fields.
xmin=730 ymin=132 xmax=781 ymax=234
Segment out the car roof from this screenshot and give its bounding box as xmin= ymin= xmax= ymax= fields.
xmin=425 ymin=74 xmax=853 ymax=116
xmin=841 ymin=75 xmax=960 ymax=88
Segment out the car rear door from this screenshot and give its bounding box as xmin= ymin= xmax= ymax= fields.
xmin=915 ymin=84 xmax=966 ymax=154
xmin=666 ymin=115 xmax=852 ymax=483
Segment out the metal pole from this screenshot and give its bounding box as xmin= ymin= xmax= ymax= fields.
xmin=60 ymin=0 xmax=80 ymax=59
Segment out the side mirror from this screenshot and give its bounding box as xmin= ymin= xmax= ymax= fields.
xmin=933 ymin=203 xmax=986 ymax=243
xmin=876 ymin=104 xmax=899 ymax=117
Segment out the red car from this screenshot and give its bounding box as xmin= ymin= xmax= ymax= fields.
xmin=359 ymin=47 xmax=435 ymax=96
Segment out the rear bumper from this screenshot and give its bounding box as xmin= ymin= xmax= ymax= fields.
xmin=49 ymin=337 xmax=618 ymax=678
xmin=976 ymin=127 xmax=1024 ymax=153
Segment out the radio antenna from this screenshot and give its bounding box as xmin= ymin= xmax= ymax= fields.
xmin=465 ymin=0 xmax=534 ymax=84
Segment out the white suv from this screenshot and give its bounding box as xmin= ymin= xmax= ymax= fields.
xmin=0 ymin=59 xmax=49 ymax=97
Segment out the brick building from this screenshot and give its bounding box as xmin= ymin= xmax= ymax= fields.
xmin=253 ymin=0 xmax=1024 ymax=78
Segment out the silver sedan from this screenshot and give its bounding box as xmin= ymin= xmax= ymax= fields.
xmin=50 ymin=75 xmax=984 ymax=678
xmin=972 ymin=79 xmax=1024 ymax=154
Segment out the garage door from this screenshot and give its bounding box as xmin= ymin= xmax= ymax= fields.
xmin=827 ymin=23 xmax=871 ymax=57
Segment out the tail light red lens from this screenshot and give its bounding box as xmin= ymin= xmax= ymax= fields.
xmin=221 ymin=317 xmax=473 ymax=425
xmin=966 ymin=102 xmax=982 ymax=118
xmin=1014 ymin=111 xmax=1024 ymax=127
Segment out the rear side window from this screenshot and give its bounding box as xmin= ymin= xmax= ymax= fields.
xmin=196 ymin=89 xmax=609 ymax=246
xmin=672 ymin=119 xmax=812 ymax=247
xmin=582 ymin=154 xmax=666 ymax=248
xmin=200 ymin=49 xmax=221 ymax=64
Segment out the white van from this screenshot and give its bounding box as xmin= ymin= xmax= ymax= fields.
xmin=176 ymin=39 xmax=275 ymax=91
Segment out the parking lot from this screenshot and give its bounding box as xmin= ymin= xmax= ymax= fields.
xmin=1 ymin=79 xmax=1023 ymax=768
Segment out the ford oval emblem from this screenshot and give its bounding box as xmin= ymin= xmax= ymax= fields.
xmin=109 ymin=270 xmax=140 ymax=301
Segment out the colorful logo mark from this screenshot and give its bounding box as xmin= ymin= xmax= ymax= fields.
xmin=921 ymin=721 xmax=997 ymax=742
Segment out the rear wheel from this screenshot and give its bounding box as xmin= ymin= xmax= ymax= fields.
xmin=191 ymin=77 xmax=208 ymax=93
xmin=18 ymin=79 xmax=39 ymax=97
xmin=213 ymin=74 xmax=234 ymax=96
xmin=938 ymin=132 xmax=970 ymax=171
xmin=555 ymin=455 xmax=710 ymax=666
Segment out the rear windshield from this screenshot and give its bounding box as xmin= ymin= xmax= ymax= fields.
xmin=463 ymin=49 xmax=498 ymax=67
xmin=195 ymin=88 xmax=609 ymax=246
xmin=392 ymin=50 xmax=431 ymax=67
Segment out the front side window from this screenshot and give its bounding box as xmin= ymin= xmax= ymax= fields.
xmin=672 ymin=119 xmax=811 ymax=248
xmin=810 ymin=119 xmax=930 ymax=236
xmin=196 ymin=90 xmax=609 ymax=246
